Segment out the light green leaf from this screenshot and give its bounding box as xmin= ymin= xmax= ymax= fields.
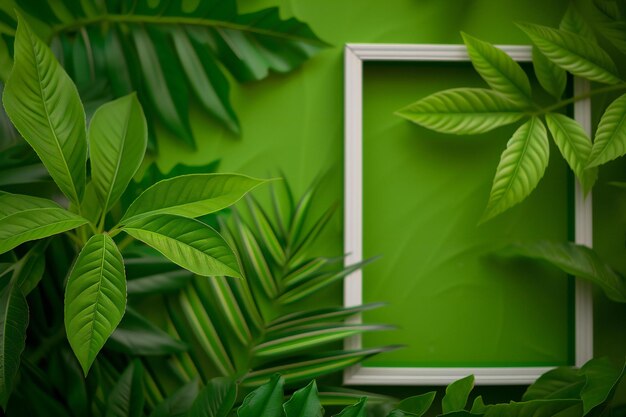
xmin=462 ymin=32 xmax=532 ymax=107
xmin=235 ymin=217 xmax=277 ymax=298
xmin=2 ymin=16 xmax=86 ymax=205
xmin=121 ymin=174 xmax=266 ymax=224
xmin=267 ymin=303 xmax=384 ymax=333
xmin=204 ymin=276 xmax=251 ymax=345
xmin=150 ymin=379 xmax=199 ymax=417
xmin=188 ymin=377 xmax=237 ymax=417
xmin=105 ymin=361 xmax=144 ymax=417
xmin=517 ymin=23 xmax=621 ymax=84
xmin=580 ymin=357 xmax=625 ymax=414
xmin=532 ymin=47 xmax=566 ymax=100
xmin=560 ymin=4 xmax=597 ymax=43
xmin=499 ymin=241 xmax=626 ymax=302
xmin=523 ymin=367 xmax=585 ymax=401
xmin=482 ymin=117 xmax=549 ymax=222
xmin=246 ymin=197 xmax=286 ymax=265
xmin=284 ymin=380 xmax=324 ymax=417
xmin=545 ymin=113 xmax=597 ymax=192
xmin=587 ymin=93 xmax=626 ymax=167
xmin=0 ymin=280 xmax=28 ymax=411
xmin=65 ymin=233 xmax=126 ymax=375
xmin=482 ymin=399 xmax=582 ymax=417
xmin=333 ymin=397 xmax=367 ymax=417
xmin=122 ymin=215 xmax=241 ymax=278
xmin=89 ymin=93 xmax=147 ymax=213
xmin=238 ymin=374 xmax=284 ymax=417
xmin=397 ymin=88 xmax=524 ymax=135
xmin=442 ymin=375 xmax=474 ymax=414
xmin=0 ymin=193 xmax=88 ymax=254
xmin=394 ymin=392 xmax=436 ymax=417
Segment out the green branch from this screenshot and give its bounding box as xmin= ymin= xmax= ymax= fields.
xmin=533 ymin=83 xmax=626 ymax=116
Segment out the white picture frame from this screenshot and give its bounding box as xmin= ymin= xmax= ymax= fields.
xmin=343 ymin=43 xmax=594 ymax=386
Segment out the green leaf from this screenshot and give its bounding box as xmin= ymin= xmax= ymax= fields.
xmin=204 ymin=276 xmax=251 ymax=345
xmin=188 ymin=377 xmax=237 ymax=417
xmin=499 ymin=241 xmax=626 ymax=302
xmin=121 ymin=174 xmax=266 ymax=224
xmin=13 ymin=239 xmax=48 ymax=295
xmin=442 ymin=375 xmax=474 ymax=413
xmin=523 ymin=367 xmax=585 ymax=401
xmin=245 ymin=196 xmax=286 ymax=265
xmin=462 ymin=32 xmax=532 ymax=107
xmin=591 ymin=0 xmax=626 ymax=55
xmin=235 ymin=217 xmax=278 ymax=298
xmin=126 ymin=269 xmax=193 ymax=296
xmin=0 ymin=37 xmax=12 ymax=82
xmin=2 ymin=16 xmax=87 ymax=205
xmin=397 ymin=88 xmax=524 ymax=135
xmin=122 ymin=215 xmax=241 ymax=278
xmin=587 ymin=93 xmax=626 ymax=167
xmin=395 ymin=392 xmax=436 ymax=417
xmin=150 ymin=379 xmax=199 ymax=417
xmin=470 ymin=396 xmax=487 ymax=414
xmin=532 ymin=47 xmax=566 ymax=100
xmin=267 ymin=303 xmax=384 ymax=333
xmin=107 ymin=308 xmax=187 ymax=355
xmin=284 ymin=380 xmax=324 ymax=417
xmin=482 ymin=399 xmax=582 ymax=417
xmin=333 ymin=397 xmax=367 ymax=417
xmin=517 ymin=23 xmax=621 ymax=85
xmin=0 ymin=193 xmax=88 ymax=254
xmin=89 ymin=93 xmax=147 ymax=213
xmin=580 ymin=357 xmax=625 ymax=415
xmin=560 ymin=4 xmax=597 ymax=43
xmin=544 ymin=113 xmax=597 ymax=192
xmin=105 ymin=360 xmax=144 ymax=417
xmin=64 ymin=233 xmax=126 ymax=375
xmin=0 ymin=280 xmax=28 ymax=411
xmin=238 ymin=374 xmax=284 ymax=417
xmin=481 ymin=117 xmax=549 ymax=222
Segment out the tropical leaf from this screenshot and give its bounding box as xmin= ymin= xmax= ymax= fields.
xmin=333 ymin=397 xmax=367 ymax=417
xmin=0 ymin=193 xmax=88 ymax=254
xmin=10 ymin=0 xmax=327 ymax=148
xmin=188 ymin=377 xmax=237 ymax=417
xmin=587 ymin=93 xmax=626 ymax=167
xmin=121 ymin=174 xmax=266 ymax=224
xmin=523 ymin=367 xmax=585 ymax=401
xmin=150 ymin=379 xmax=199 ymax=417
xmin=3 ymin=16 xmax=86 ymax=205
xmin=560 ymin=4 xmax=597 ymax=43
xmin=591 ymin=0 xmax=626 ymax=55
xmin=283 ymin=380 xmax=324 ymax=417
xmin=544 ymin=113 xmax=597 ymax=192
xmin=122 ymin=215 xmax=241 ymax=278
xmin=105 ymin=361 xmax=145 ymax=417
xmin=397 ymin=88 xmax=525 ymax=134
xmin=579 ymin=357 xmax=625 ymax=415
xmin=89 ymin=93 xmax=147 ymax=213
xmin=499 ymin=241 xmax=626 ymax=302
xmin=238 ymin=374 xmax=284 ymax=417
xmin=442 ymin=375 xmax=474 ymax=414
xmin=517 ymin=23 xmax=621 ymax=84
xmin=392 ymin=392 xmax=437 ymax=417
xmin=64 ymin=233 xmax=126 ymax=375
xmin=481 ymin=117 xmax=549 ymax=222
xmin=461 ymin=32 xmax=532 ymax=107
xmin=532 ymin=47 xmax=566 ymax=100
xmin=0 ymin=279 xmax=28 ymax=411
xmin=267 ymin=303 xmax=384 ymax=333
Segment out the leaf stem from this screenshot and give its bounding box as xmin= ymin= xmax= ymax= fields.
xmin=116 ymin=234 xmax=135 ymax=252
xmin=533 ymin=83 xmax=626 ymax=115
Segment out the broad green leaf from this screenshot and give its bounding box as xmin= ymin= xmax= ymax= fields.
xmin=499 ymin=241 xmax=626 ymax=302
xmin=545 ymin=113 xmax=597 ymax=192
xmin=284 ymin=380 xmax=324 ymax=417
xmin=462 ymin=32 xmax=532 ymax=107
xmin=333 ymin=397 xmax=367 ymax=417
xmin=470 ymin=396 xmax=487 ymax=414
xmin=0 ymin=280 xmax=28 ymax=411
xmin=482 ymin=399 xmax=582 ymax=417
xmin=394 ymin=392 xmax=436 ymax=417
xmin=560 ymin=4 xmax=598 ymax=43
xmin=150 ymin=379 xmax=199 ymax=417
xmin=0 ymin=193 xmax=88 ymax=254
xmin=532 ymin=47 xmax=566 ymax=100
xmin=3 ymin=16 xmax=86 ymax=205
xmin=188 ymin=377 xmax=237 ymax=417
xmin=580 ymin=357 xmax=625 ymax=414
xmin=123 ymin=215 xmax=241 ymax=278
xmin=238 ymin=374 xmax=284 ymax=417
xmin=397 ymin=88 xmax=524 ymax=134
xmin=121 ymin=174 xmax=266 ymax=224
xmin=587 ymin=93 xmax=626 ymax=167
xmin=591 ymin=0 xmax=626 ymax=55
xmin=481 ymin=117 xmax=549 ymax=222
xmin=13 ymin=239 xmax=48 ymax=295
xmin=105 ymin=361 xmax=144 ymax=417
xmin=523 ymin=367 xmax=585 ymax=401
xmin=517 ymin=23 xmax=621 ymax=84
xmin=65 ymin=233 xmax=126 ymax=375
xmin=442 ymin=375 xmax=474 ymax=413
xmin=108 ymin=308 xmax=187 ymax=355
xmin=89 ymin=93 xmax=147 ymax=212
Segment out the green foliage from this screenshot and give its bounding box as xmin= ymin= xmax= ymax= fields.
xmin=442 ymin=375 xmax=475 ymax=414
xmin=0 ymin=0 xmax=327 ymax=149
xmin=106 ymin=361 xmax=145 ymax=417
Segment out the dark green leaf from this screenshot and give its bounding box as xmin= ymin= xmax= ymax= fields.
xmin=284 ymin=380 xmax=324 ymax=417
xmin=238 ymin=374 xmax=284 ymax=417
xmin=333 ymin=397 xmax=367 ymax=417
xmin=442 ymin=375 xmax=474 ymax=413
xmin=482 ymin=399 xmax=582 ymax=417
xmin=188 ymin=377 xmax=237 ymax=417
xmin=13 ymin=239 xmax=48 ymax=295
xmin=592 ymin=0 xmax=626 ymax=55
xmin=523 ymin=367 xmax=585 ymax=401
xmin=150 ymin=379 xmax=199 ymax=417
xmin=395 ymin=392 xmax=436 ymax=417
xmin=560 ymin=4 xmax=597 ymax=43
xmin=105 ymin=360 xmax=144 ymax=417
xmin=580 ymin=357 xmax=626 ymax=415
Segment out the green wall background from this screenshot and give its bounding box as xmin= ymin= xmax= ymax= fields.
xmin=153 ymin=0 xmax=626 ymax=407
